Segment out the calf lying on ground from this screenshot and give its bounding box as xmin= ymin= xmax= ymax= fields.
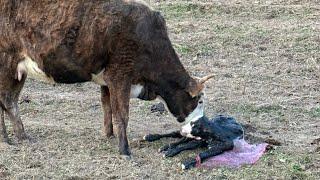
xmin=144 ymin=115 xmax=244 ymax=170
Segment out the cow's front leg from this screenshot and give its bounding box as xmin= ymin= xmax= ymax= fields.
xmin=110 ymin=84 xmax=131 ymax=156
xmin=105 ymin=74 xmax=131 ymax=156
xmin=101 ymin=86 xmax=114 ymax=138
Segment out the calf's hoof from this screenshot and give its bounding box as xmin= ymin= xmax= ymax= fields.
xmin=143 ymin=134 xmax=161 ymax=142
xmin=163 ymin=149 xmax=178 ymax=158
xmin=158 ymin=145 xmax=170 ymax=152
xmin=181 ymin=159 xmax=196 ymax=170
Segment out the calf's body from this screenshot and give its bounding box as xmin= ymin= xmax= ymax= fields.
xmin=144 ymin=115 xmax=243 ymax=169
xmin=0 ymin=0 xmax=207 ymax=156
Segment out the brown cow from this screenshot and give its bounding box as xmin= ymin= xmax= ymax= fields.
xmin=0 ymin=0 xmax=212 ymax=156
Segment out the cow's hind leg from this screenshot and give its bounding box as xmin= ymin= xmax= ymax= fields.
xmin=0 ymin=57 xmax=27 ymax=141
xmin=0 ymin=108 xmax=9 ymax=143
xmin=101 ymin=86 xmax=114 ymax=137
xmin=0 ymin=85 xmax=28 ymax=141
xmin=5 ymin=99 xmax=28 ymax=141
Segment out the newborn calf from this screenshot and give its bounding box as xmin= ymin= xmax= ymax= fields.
xmin=144 ymin=115 xmax=243 ymax=170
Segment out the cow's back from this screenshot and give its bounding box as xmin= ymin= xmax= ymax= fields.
xmin=1 ymin=0 xmax=150 ymax=84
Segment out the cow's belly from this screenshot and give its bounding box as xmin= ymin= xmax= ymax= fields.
xmin=17 ymin=55 xmax=56 ymax=84
xmin=92 ymin=70 xmax=144 ymax=98
xmin=17 ymin=54 xmax=99 ymax=84
xmin=17 ymin=55 xmax=144 ymax=98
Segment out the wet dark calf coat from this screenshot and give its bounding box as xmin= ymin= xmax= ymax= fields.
xmin=0 ymin=0 xmax=206 ymax=155
xmin=144 ymin=115 xmax=244 ymax=169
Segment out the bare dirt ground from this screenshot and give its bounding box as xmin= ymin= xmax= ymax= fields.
xmin=1 ymin=0 xmax=319 ymax=179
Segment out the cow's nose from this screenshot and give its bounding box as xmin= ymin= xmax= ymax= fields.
xmin=177 ymin=116 xmax=185 ymax=123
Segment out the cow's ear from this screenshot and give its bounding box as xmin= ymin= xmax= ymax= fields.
xmin=186 ymin=75 xmax=215 ymax=97
xmin=186 ymin=78 xmax=204 ymax=98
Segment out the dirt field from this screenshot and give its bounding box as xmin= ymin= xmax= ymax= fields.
xmin=1 ymin=0 xmax=319 ymax=179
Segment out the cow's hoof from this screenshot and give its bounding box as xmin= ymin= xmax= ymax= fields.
xmin=119 ymin=147 xmax=131 ymax=159
xmin=120 ymin=155 xmax=132 ymax=161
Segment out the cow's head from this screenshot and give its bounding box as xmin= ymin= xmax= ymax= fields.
xmin=138 ymin=75 xmax=214 ymax=123
xmin=158 ymin=75 xmax=214 ymax=123
xmin=134 ymin=10 xmax=214 ymax=123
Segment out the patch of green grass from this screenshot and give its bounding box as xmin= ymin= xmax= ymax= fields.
xmin=157 ymin=3 xmax=208 ymax=19
xmin=235 ymin=104 xmax=284 ymax=115
xmin=310 ymin=107 xmax=320 ymax=117
xmin=173 ymin=43 xmax=192 ymax=55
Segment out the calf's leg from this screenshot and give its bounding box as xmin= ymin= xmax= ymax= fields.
xmin=181 ymin=140 xmax=234 ymax=170
xmin=163 ymin=140 xmax=207 ymax=158
xmin=101 ymin=86 xmax=114 ymax=137
xmin=158 ymin=137 xmax=191 ymax=153
xmin=143 ymin=131 xmax=182 ymax=142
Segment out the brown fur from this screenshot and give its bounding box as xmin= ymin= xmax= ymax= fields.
xmin=0 ymin=0 xmax=204 ymax=155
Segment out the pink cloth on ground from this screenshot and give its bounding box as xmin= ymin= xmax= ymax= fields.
xmin=198 ymin=139 xmax=268 ymax=168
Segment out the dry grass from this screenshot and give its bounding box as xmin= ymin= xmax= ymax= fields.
xmin=0 ymin=0 xmax=319 ymax=179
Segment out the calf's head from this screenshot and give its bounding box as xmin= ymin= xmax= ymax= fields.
xmin=180 ymin=116 xmax=210 ymax=139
